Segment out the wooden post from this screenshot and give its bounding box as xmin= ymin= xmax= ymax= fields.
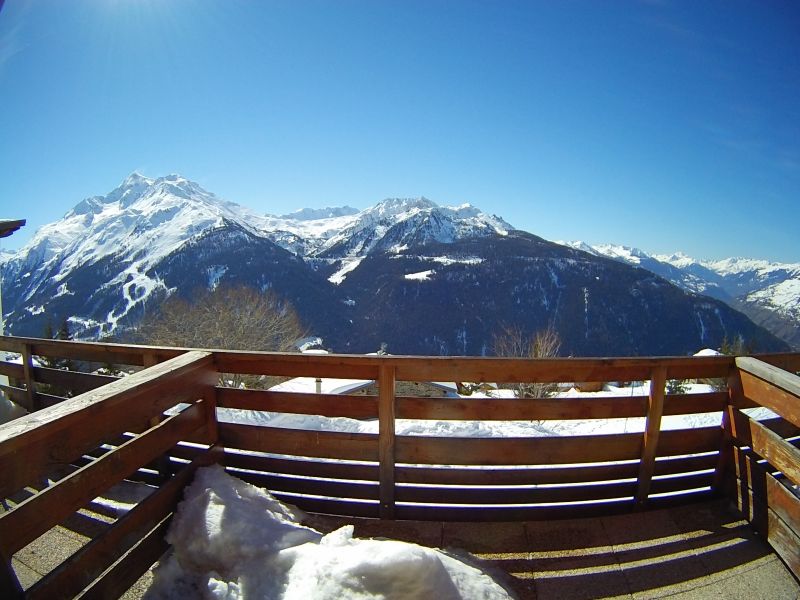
xmin=712 ymin=366 xmax=739 ymax=494
xmin=635 ymin=366 xmax=667 ymax=507
xmin=143 ymin=352 xmax=172 ymax=481
xmin=378 ymin=364 xmax=396 ymax=520
xmin=21 ymin=343 xmax=36 ymax=412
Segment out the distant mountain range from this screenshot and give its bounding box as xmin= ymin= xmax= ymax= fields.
xmin=0 ymin=173 xmax=792 ymax=355
xmin=558 ymin=242 xmax=800 ymax=349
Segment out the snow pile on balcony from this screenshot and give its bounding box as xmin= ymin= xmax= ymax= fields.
xmin=145 ymin=465 xmax=511 ymax=599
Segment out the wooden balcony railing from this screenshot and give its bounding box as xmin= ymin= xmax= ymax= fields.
xmin=0 ymin=335 xmax=798 ymax=597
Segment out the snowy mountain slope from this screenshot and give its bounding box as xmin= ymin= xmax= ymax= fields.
xmin=560 ymin=242 xmax=800 ymax=348
xmin=0 ymin=176 xmax=512 ymax=339
xmin=314 ymin=197 xmax=510 ymax=259
xmin=332 ymin=232 xmax=787 ymax=356
xmin=1 ymin=173 xmax=790 ymax=355
xmin=1 ymin=173 xmax=281 ymax=337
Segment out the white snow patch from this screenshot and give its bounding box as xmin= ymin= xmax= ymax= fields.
xmin=26 ymin=305 xmax=45 ymax=315
xmin=53 ymin=283 xmax=74 ymax=298
xmin=144 ymin=465 xmax=511 ymax=599
xmin=405 ymin=270 xmax=435 ymax=281
xmin=694 ymin=348 xmax=721 ymax=357
xmin=328 ymin=257 xmax=364 ymax=285
xmin=428 ymin=256 xmax=484 ymax=266
xmin=206 ymin=265 xmax=228 ymax=290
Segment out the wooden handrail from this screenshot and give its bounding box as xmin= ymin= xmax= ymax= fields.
xmin=736 ymin=356 xmax=800 ymax=429
xmin=726 ymin=357 xmax=800 ymax=578
xmin=0 ymin=338 xmax=796 ymax=595
xmin=0 ymin=351 xmax=216 ymax=498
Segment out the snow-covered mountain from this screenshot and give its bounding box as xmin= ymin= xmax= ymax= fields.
xmin=0 ymin=175 xmax=512 ymax=341
xmin=559 ymin=242 xmax=800 ymax=349
xmin=0 ymin=173 xmax=790 ymax=355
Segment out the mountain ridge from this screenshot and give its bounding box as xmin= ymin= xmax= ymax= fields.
xmin=0 ymin=173 xmax=792 ymax=355
xmin=559 ymin=241 xmax=800 ymax=349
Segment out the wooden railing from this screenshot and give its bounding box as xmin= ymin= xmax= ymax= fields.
xmin=726 ymin=356 xmax=800 ymax=577
xmin=0 ymin=335 xmax=799 ymax=596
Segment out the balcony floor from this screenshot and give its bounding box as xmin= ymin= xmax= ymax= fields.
xmin=306 ymin=499 xmax=799 ymax=599
xmin=9 ymin=496 xmax=799 ymax=599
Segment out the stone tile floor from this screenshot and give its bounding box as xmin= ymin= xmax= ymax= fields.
xmin=9 ymin=498 xmax=800 ymax=599
xmin=306 ymin=499 xmax=800 ymax=599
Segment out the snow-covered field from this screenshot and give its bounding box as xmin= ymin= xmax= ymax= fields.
xmin=144 ymin=465 xmax=511 ymax=599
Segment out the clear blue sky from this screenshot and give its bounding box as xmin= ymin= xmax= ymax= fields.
xmin=1 ymin=0 xmax=798 ymax=262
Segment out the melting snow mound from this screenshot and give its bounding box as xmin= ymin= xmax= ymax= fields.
xmin=145 ymin=465 xmax=511 ymax=599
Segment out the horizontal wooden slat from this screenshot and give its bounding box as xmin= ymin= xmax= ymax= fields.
xmin=208 ymin=448 xmax=379 ymax=481
xmin=648 ymin=471 xmax=714 ymax=495
xmin=663 ymin=392 xmax=727 ymax=415
xmin=217 ymin=388 xmax=379 ymax=418
xmin=218 ymin=423 xmax=379 ymax=461
xmin=267 ymin=492 xmax=380 ymax=519
xmin=398 ymin=356 xmax=735 ymax=383
xmin=657 ymin=426 xmax=721 ymax=457
xmin=0 ymin=361 xmax=24 ymax=379
xmin=394 ymin=391 xmax=728 ymax=422
xmin=0 ymin=335 xmax=184 ymax=366
xmin=27 ymin=447 xmax=221 ymax=600
xmin=729 ymin=408 xmax=800 ymax=487
xmin=214 ymin=351 xmax=380 ymax=379
xmin=211 ymin=349 xmax=740 ymax=383
xmin=730 ymin=448 xmax=800 ymax=578
xmin=653 ymin=453 xmax=719 ymax=475
xmin=756 ymin=353 xmax=800 ymax=374
xmin=757 ymin=416 xmax=800 ymax=439
xmin=396 ymin=432 xmax=643 ymax=466
xmin=396 ymin=480 xmax=636 ymax=504
xmin=394 ymin=453 xmax=716 ymax=486
xmin=397 ymin=396 xmax=647 ymax=421
xmin=0 ymin=351 xmax=216 ymax=498
xmin=78 ymin=518 xmax=171 ymax=600
xmin=394 ymin=471 xmax=712 ymax=505
xmin=0 ymin=400 xmax=208 ymax=558
xmin=396 ymin=462 xmax=637 ymax=485
xmin=644 ymin=487 xmax=715 ymax=509
xmin=732 ymin=446 xmax=800 ymax=538
xmin=737 ymin=361 xmax=800 ymax=429
xmin=36 ymin=391 xmax=68 ymax=409
xmin=227 ymin=468 xmax=379 ymax=500
xmin=31 ymin=366 xmax=118 ymax=394
xmin=395 ymin=500 xmax=633 ymax=522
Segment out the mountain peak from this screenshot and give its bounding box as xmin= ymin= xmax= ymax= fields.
xmin=123 ymin=171 xmax=154 ymax=186
xmin=372 ymin=197 xmax=438 ymax=217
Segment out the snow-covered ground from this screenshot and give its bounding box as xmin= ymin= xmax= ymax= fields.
xmin=144 ymin=465 xmax=511 ymax=599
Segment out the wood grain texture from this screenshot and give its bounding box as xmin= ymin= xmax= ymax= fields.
xmin=77 ymin=518 xmax=171 ymax=600
xmin=0 ymin=400 xmax=207 ymax=558
xmin=729 ymin=406 xmax=800 ymax=487
xmin=636 ymin=366 xmax=667 ymax=504
xmin=26 ymin=447 xmax=221 ymax=600
xmin=0 ymin=351 xmax=215 ymax=498
xmin=218 ymin=423 xmax=379 ymax=461
xmin=218 ymin=388 xmax=378 ymax=418
xmin=396 ymin=432 xmax=643 ymax=466
xmin=737 ymin=359 xmax=800 ymax=429
xmin=378 ymin=364 xmax=396 ymax=519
